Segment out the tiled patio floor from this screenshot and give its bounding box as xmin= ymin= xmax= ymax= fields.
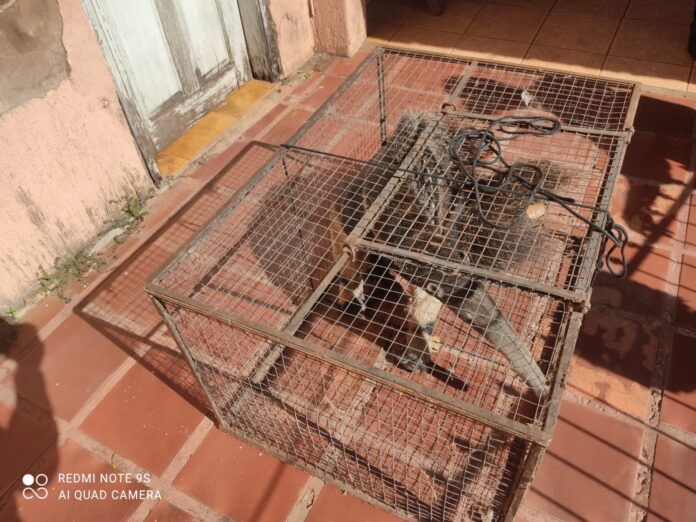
xmin=1 ymin=42 xmax=695 ymax=521
xmin=367 ymin=0 xmax=696 ymax=93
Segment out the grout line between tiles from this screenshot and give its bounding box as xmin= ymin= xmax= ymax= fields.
xmin=65 ymin=429 xmax=231 ymax=522
xmin=522 ymin=0 xmax=558 ymax=61
xmin=285 ymin=475 xmax=325 ymax=522
xmin=129 ymin=416 xmax=214 ymax=521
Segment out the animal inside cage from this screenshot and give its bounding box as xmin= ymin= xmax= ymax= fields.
xmin=146 ymin=48 xmax=639 ymax=521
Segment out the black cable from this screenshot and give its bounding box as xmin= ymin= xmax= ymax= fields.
xmin=447 ymin=115 xmax=629 ymax=278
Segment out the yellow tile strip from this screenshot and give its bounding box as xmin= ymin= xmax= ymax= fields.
xmin=156 ymin=80 xmax=273 ymax=176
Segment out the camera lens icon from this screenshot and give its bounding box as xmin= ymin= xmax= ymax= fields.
xmin=22 ymin=473 xmax=48 ymax=500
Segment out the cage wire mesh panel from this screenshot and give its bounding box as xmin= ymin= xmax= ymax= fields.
xmin=147 ymin=48 xmax=639 ymax=521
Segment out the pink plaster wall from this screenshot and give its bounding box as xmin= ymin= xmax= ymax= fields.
xmin=312 ymin=0 xmax=366 ymax=57
xmin=267 ymin=0 xmax=367 ymax=76
xmin=0 ymin=0 xmax=151 ymax=308
xmin=267 ymin=0 xmax=316 ymax=75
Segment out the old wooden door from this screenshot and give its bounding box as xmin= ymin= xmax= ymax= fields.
xmin=83 ymin=0 xmax=252 ymax=175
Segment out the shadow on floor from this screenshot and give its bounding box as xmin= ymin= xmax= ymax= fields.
xmin=0 ymin=320 xmax=58 ymax=521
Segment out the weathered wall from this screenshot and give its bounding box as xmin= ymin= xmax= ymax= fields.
xmin=0 ymin=0 xmax=70 ymax=113
xmin=312 ymin=0 xmax=366 ymax=57
xmin=0 ymin=0 xmax=151 ymax=308
xmin=265 ymin=0 xmax=367 ymax=76
xmin=266 ymin=0 xmax=316 ymax=75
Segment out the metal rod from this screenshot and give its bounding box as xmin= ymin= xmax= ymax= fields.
xmin=447 ymin=60 xmax=478 ymax=102
xmin=624 ymin=83 xmax=642 ymax=132
xmin=348 ymin=237 xmax=584 ymax=303
xmin=377 ymin=50 xmax=388 ymax=145
xmin=542 ymin=311 xmax=583 ymax=434
xmin=150 ymin=296 xmax=227 ymax=425
xmin=576 ymin=135 xmax=630 ymax=289
xmin=502 ymin=442 xmax=545 ymax=521
xmin=441 ymin=108 xmax=633 ymax=138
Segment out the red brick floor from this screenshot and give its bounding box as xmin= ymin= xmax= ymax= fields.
xmin=0 ymin=46 xmax=694 ymax=522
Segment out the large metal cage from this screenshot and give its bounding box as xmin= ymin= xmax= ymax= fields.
xmin=146 ymin=48 xmax=639 ymax=521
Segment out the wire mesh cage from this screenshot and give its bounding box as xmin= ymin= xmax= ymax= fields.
xmin=147 ymin=48 xmax=639 ymax=521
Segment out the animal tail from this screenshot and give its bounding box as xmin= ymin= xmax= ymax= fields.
xmin=444 ymin=282 xmax=548 ymax=396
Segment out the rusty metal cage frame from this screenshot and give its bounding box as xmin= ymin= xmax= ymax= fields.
xmin=146 ymin=48 xmax=640 ymax=521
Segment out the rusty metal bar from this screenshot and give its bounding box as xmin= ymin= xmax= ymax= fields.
xmin=447 ymin=60 xmax=478 ymax=102
xmin=348 ymin=236 xmax=584 ymax=303
xmin=575 ymin=134 xmax=630 ymax=290
xmin=147 ymin=284 xmax=551 ymax=444
xmin=624 ymin=83 xmax=642 ymax=131
xmin=150 ymin=296 xmax=227 ymax=425
xmin=502 ymin=442 xmax=545 ymax=521
xmin=441 ymin=108 xmax=633 ymax=138
xmin=377 ymin=49 xmax=388 ymax=144
xmin=542 ymin=311 xmax=583 ymax=434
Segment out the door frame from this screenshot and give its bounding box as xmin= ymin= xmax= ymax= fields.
xmin=81 ymin=0 xmax=281 ymax=184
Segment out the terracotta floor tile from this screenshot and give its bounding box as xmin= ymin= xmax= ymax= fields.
xmin=625 ymin=0 xmax=694 ymax=24
xmin=568 ymin=308 xmax=658 ymax=418
xmin=611 ymin=175 xmax=685 ymax=245
xmin=487 ymin=0 xmax=554 ymax=10
xmin=661 ymin=332 xmax=696 ymax=433
xmin=80 ymin=363 xmax=203 ymax=475
xmin=0 ymin=402 xmax=57 ymax=495
xmin=685 ymin=193 xmax=696 ymax=251
xmin=289 ymin=72 xmax=324 ymax=101
xmin=648 ymin=435 xmax=696 ymax=522
xmin=214 ymin=80 xmax=273 ymax=118
xmin=366 ymin=20 xmax=400 ymax=45
xmin=404 ymin=1 xmax=482 ymax=34
xmin=367 ymin=0 xmax=417 ymax=25
xmin=144 ymin=501 xmax=197 ymax=521
xmin=389 ymin=25 xmax=460 ymax=53
xmin=634 ymin=94 xmax=696 ymax=138
xmin=0 ymin=441 xmax=142 ymax=522
xmin=187 ymin=139 xmax=248 ymax=183
xmin=610 ymin=19 xmax=693 ymax=66
xmin=174 ymin=428 xmax=309 ymax=522
xmin=602 ymin=56 xmax=691 ymax=91
xmin=243 ymin=103 xmax=289 ymax=140
xmin=1 ymin=314 xmax=129 ymax=420
xmin=676 ymin=254 xmax=696 ymax=327
xmin=527 ymin=400 xmax=642 ymax=521
xmin=301 ymin=75 xmax=346 ymax=110
xmin=259 ymin=107 xmax=313 ymax=145
xmin=466 ymin=4 xmax=547 ymax=43
xmin=592 ymin=243 xmax=672 ymax=317
xmin=523 ymin=45 xmax=605 ymax=75
xmin=553 ymin=0 xmax=630 ymax=18
xmin=621 ymin=130 xmax=692 ymax=184
xmin=138 ymin=343 xmax=210 ymax=416
xmin=306 ymin=485 xmax=402 ymax=522
xmin=329 ymin=51 xmax=371 ymax=77
xmin=452 ymin=34 xmax=529 ymax=63
xmin=535 ymin=11 xmax=619 ymax=54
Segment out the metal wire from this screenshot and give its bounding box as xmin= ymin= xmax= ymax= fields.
xmin=148 ymin=48 xmax=638 ymax=522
